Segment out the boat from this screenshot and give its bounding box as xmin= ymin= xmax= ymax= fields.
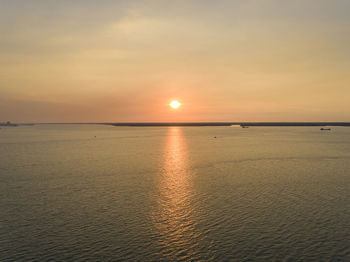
xmin=320 ymin=128 xmax=331 ymax=131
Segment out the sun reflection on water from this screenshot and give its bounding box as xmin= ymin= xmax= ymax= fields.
xmin=152 ymin=127 xmax=200 ymax=260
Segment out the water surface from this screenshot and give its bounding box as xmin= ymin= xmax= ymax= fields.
xmin=1 ymin=125 xmax=349 ymax=261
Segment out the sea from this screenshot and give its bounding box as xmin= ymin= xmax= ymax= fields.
xmin=0 ymin=124 xmax=349 ymax=261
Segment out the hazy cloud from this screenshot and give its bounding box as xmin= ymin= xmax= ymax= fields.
xmin=1 ymin=0 xmax=349 ymax=122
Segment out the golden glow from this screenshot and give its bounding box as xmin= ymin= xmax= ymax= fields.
xmin=152 ymin=127 xmax=199 ymax=258
xmin=2 ymin=2 xmax=349 ymax=122
xmin=169 ymin=100 xmax=182 ymax=109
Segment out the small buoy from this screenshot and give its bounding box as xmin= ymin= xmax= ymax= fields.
xmin=214 ymin=136 xmax=217 ymax=138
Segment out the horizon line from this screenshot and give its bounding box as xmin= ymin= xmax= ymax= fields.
xmin=9 ymin=121 xmax=350 ymax=127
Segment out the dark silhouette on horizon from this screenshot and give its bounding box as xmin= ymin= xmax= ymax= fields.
xmin=105 ymin=122 xmax=350 ymax=127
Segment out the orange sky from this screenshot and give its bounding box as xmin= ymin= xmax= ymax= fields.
xmin=1 ymin=0 xmax=349 ymax=122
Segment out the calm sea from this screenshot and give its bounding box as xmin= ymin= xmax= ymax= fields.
xmin=0 ymin=125 xmax=349 ymax=261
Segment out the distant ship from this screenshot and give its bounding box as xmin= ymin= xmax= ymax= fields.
xmin=320 ymin=128 xmax=331 ymax=131
xmin=0 ymin=121 xmax=18 ymax=127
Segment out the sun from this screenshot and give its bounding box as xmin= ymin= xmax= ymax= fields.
xmin=169 ymin=100 xmax=182 ymax=109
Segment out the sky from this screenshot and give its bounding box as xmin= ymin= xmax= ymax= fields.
xmin=1 ymin=0 xmax=349 ymax=122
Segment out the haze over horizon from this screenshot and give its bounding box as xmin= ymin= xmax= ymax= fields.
xmin=1 ymin=0 xmax=349 ymax=123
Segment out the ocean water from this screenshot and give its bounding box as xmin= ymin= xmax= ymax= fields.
xmin=0 ymin=124 xmax=349 ymax=261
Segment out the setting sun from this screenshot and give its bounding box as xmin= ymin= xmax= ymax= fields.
xmin=169 ymin=100 xmax=182 ymax=109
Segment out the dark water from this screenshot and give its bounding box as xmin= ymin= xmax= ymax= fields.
xmin=1 ymin=125 xmax=349 ymax=261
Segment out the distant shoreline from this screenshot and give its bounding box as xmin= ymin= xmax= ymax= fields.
xmin=5 ymin=122 xmax=350 ymax=127
xmin=105 ymin=122 xmax=350 ymax=127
